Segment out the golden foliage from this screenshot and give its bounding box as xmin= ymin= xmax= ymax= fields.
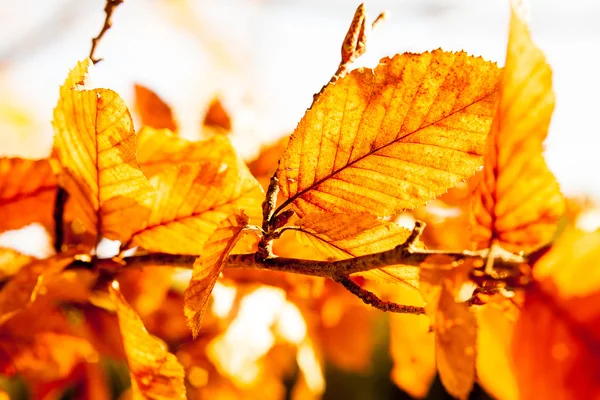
xmin=109 ymin=282 xmax=187 ymax=399
xmin=52 ymin=59 xmax=155 ymax=243
xmin=471 ymin=9 xmax=565 ymax=252
xmin=184 ymin=212 xmax=249 ymax=337
xmin=0 ymin=158 xmax=56 ymax=234
xmin=278 ymin=50 xmax=500 ymax=217
xmin=134 ymin=84 xmax=177 ymax=131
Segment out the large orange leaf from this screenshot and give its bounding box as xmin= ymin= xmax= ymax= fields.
xmin=291 ymin=212 xmax=421 ymax=288
xmin=277 ymin=50 xmax=500 ymax=218
xmin=513 ymin=229 xmax=600 ymax=399
xmin=136 ymin=127 xmax=226 ymax=178
xmin=51 ymin=59 xmax=155 ymax=243
xmin=134 ymin=83 xmax=177 ymax=131
xmin=471 ymin=9 xmax=565 ymax=252
xmin=0 ymin=158 xmax=57 ymax=234
xmin=109 ymin=282 xmax=186 ymax=399
xmin=0 ymin=249 xmax=80 ymax=325
xmin=184 ymin=212 xmax=248 ymax=337
xmin=125 ymin=152 xmax=261 ymax=254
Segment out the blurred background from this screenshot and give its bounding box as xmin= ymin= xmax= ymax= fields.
xmin=0 ymin=0 xmax=599 ymax=399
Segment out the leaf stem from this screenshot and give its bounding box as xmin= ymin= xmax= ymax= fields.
xmin=53 ymin=187 xmax=69 ymax=252
xmin=89 ymin=0 xmax=124 ymax=64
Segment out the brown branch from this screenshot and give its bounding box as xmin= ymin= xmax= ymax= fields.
xmin=53 ymin=187 xmax=69 ymax=252
xmin=333 ymin=275 xmax=424 ymax=315
xmin=89 ymin=0 xmax=124 ymax=64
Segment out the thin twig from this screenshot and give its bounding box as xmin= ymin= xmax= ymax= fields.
xmin=53 ymin=187 xmax=69 ymax=252
xmin=333 ymin=274 xmax=425 ymax=315
xmin=89 ymin=0 xmax=124 ymax=64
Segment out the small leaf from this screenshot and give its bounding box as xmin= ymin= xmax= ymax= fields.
xmin=292 ymin=212 xmax=421 ymax=288
xmin=471 ymin=9 xmax=565 ymax=252
xmin=109 ymin=282 xmax=186 ymax=400
xmin=0 ymin=247 xmax=33 ymax=280
xmin=0 ymin=158 xmax=57 ymax=234
xmin=134 ymin=84 xmax=177 ymax=131
xmin=203 ymin=96 xmax=232 ymax=132
xmin=184 ymin=212 xmax=248 ymax=337
xmin=278 ymin=50 xmax=500 ymax=218
xmin=52 ymin=59 xmax=155 ymax=243
xmin=513 ymin=229 xmax=600 ymax=399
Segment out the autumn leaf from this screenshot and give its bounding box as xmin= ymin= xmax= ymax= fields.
xmin=277 ymin=50 xmax=500 ymax=218
xmin=0 ymin=158 xmax=57 ymax=234
xmin=0 ymin=247 xmax=33 ymax=280
xmin=109 ymin=282 xmax=186 ymax=399
xmin=513 ymin=229 xmax=600 ymax=399
xmin=470 ymin=8 xmax=565 ymax=252
xmin=51 ymin=59 xmax=155 ymax=244
xmin=136 ymin=127 xmax=228 ymax=178
xmin=420 ymin=266 xmax=477 ymax=399
xmin=291 ymin=212 xmax=421 ymax=288
xmin=0 ymin=249 xmax=80 ymax=325
xmin=184 ymin=212 xmax=249 ymax=337
xmin=134 ymin=83 xmax=177 ymax=131
xmin=203 ymin=96 xmax=232 ymax=133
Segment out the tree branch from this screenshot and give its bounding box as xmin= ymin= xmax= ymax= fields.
xmin=53 ymin=187 xmax=69 ymax=252
xmin=89 ymin=0 xmax=124 ymax=64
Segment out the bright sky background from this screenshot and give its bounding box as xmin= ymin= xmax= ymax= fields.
xmin=1 ymin=0 xmax=599 ymax=199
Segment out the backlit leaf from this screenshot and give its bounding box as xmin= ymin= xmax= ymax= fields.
xmin=471 ymin=9 xmax=565 ymax=252
xmin=109 ymin=282 xmax=186 ymax=400
xmin=277 ymin=50 xmax=500 ymax=218
xmin=203 ymin=96 xmax=232 ymax=132
xmin=513 ymin=229 xmax=600 ymax=399
xmin=51 ymin=59 xmax=155 ymax=243
xmin=292 ymin=212 xmax=420 ymax=288
xmin=125 ymin=152 xmax=261 ymax=254
xmin=0 ymin=158 xmax=56 ymax=234
xmin=134 ymin=84 xmax=177 ymax=131
xmin=0 ymin=247 xmax=33 ymax=280
xmin=184 ymin=212 xmax=248 ymax=338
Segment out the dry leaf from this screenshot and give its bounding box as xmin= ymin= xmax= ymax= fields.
xmin=0 ymin=158 xmax=57 ymax=234
xmin=471 ymin=9 xmax=565 ymax=252
xmin=52 ymin=59 xmax=155 ymax=243
xmin=278 ymin=50 xmax=500 ymax=218
xmin=513 ymin=229 xmax=600 ymax=399
xmin=109 ymin=282 xmax=186 ymax=400
xmin=0 ymin=249 xmax=79 ymax=325
xmin=203 ymin=96 xmax=232 ymax=132
xmin=134 ymin=84 xmax=177 ymax=131
xmin=292 ymin=212 xmax=421 ymax=288
xmin=184 ymin=212 xmax=248 ymax=337
xmin=125 ymin=157 xmax=261 ymax=254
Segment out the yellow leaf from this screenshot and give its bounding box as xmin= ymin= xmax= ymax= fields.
xmin=134 ymin=83 xmax=177 ymax=131
xmin=184 ymin=212 xmax=248 ymax=337
xmin=52 ymin=59 xmax=155 ymax=243
xmin=125 ymin=154 xmax=261 ymax=254
xmin=291 ymin=212 xmax=421 ymax=288
xmin=277 ymin=50 xmax=500 ymax=218
xmin=0 ymin=247 xmax=33 ymax=280
xmin=420 ymin=267 xmax=476 ymax=399
xmin=471 ymin=9 xmax=565 ymax=252
xmin=0 ymin=249 xmax=79 ymax=325
xmin=0 ymin=158 xmax=57 ymax=234
xmin=203 ymin=96 xmax=232 ymax=133
xmin=109 ymin=282 xmax=186 ymax=400
xmin=136 ymin=127 xmax=228 ymax=178
xmin=389 ymin=285 xmax=436 ymax=398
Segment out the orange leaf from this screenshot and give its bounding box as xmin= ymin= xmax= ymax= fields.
xmin=0 ymin=158 xmax=57 ymax=234
xmin=51 ymin=59 xmax=155 ymax=243
xmin=136 ymin=127 xmax=230 ymax=178
xmin=471 ymin=9 xmax=565 ymax=252
xmin=184 ymin=212 xmax=248 ymax=337
xmin=203 ymin=96 xmax=232 ymax=132
xmin=0 ymin=249 xmax=80 ymax=325
xmin=109 ymin=282 xmax=186 ymax=399
xmin=277 ymin=50 xmax=500 ymax=218
xmin=134 ymin=84 xmax=177 ymax=131
xmin=291 ymin=212 xmax=421 ymax=288
xmin=513 ymin=229 xmax=600 ymax=399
